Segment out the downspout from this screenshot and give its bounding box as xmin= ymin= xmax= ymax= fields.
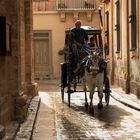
xmin=98 ymin=6 xmax=103 ymax=27
xmin=126 ymin=0 xmax=130 ymax=94
xmin=110 ymin=0 xmax=114 ymax=84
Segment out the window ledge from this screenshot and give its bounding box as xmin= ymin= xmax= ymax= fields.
xmin=130 ymin=48 xmax=136 ymax=51
xmin=115 ymin=51 xmax=122 ymax=59
xmin=115 ymin=51 xmax=120 ymax=54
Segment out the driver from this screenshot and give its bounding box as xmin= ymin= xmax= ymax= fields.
xmin=70 ymin=20 xmax=89 ymax=66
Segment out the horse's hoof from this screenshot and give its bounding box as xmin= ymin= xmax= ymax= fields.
xmin=85 ymin=102 xmax=88 ymax=108
xmin=97 ymin=103 xmax=103 ymax=109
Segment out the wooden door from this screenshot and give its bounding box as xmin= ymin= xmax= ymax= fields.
xmin=34 ymin=39 xmax=50 ymax=79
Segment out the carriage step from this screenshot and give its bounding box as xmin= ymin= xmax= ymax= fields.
xmin=67 ymin=89 xmax=74 ymax=93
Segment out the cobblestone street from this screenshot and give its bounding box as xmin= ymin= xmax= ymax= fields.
xmin=32 ymin=80 xmax=140 ymax=140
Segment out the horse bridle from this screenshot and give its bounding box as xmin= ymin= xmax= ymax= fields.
xmin=84 ymin=49 xmax=101 ymax=77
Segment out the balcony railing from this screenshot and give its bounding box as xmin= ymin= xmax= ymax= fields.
xmin=33 ymin=0 xmax=95 ymax=12
xmin=57 ymin=0 xmax=95 ymax=10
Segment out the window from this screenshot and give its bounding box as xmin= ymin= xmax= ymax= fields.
xmin=0 ymin=16 xmax=11 ymax=56
xmin=115 ymin=0 xmax=120 ymax=53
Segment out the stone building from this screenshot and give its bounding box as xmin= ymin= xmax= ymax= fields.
xmin=0 ymin=0 xmax=38 ymax=138
xmin=33 ymin=0 xmax=101 ymax=79
xmin=100 ymin=0 xmax=140 ymax=97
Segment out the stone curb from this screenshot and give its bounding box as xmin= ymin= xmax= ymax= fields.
xmin=110 ymin=90 xmax=140 ymax=112
xmin=14 ymin=96 xmax=41 ymax=140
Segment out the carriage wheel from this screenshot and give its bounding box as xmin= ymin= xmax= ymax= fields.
xmin=61 ymin=87 xmax=64 ymax=102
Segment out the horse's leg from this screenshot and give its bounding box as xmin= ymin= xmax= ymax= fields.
xmin=84 ymin=88 xmax=88 ymax=108
xmin=97 ymin=84 xmax=103 ymax=109
xmin=83 ymin=78 xmax=88 ymax=108
xmin=88 ymin=89 xmax=94 ymax=113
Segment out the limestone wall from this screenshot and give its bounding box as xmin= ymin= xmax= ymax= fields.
xmin=0 ymin=0 xmax=19 ymax=126
xmin=101 ymin=0 xmax=140 ymax=97
xmin=0 ymin=1 xmax=38 ymax=136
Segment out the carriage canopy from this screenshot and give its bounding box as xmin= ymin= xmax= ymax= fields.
xmin=65 ymin=26 xmax=103 ymax=48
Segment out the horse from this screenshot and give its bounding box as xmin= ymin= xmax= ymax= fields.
xmin=81 ymin=48 xmax=107 ymax=113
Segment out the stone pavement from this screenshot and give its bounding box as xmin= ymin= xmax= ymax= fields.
xmin=12 ymin=80 xmax=140 ymax=140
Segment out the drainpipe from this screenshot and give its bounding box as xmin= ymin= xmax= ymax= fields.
xmin=126 ymin=0 xmax=130 ymax=94
xmin=98 ymin=6 xmax=103 ymax=27
xmin=110 ymin=0 xmax=114 ymax=84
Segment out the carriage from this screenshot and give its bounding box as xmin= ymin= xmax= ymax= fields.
xmin=60 ymin=26 xmax=111 ymax=111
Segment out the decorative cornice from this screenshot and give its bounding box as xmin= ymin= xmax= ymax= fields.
xmin=59 ymin=12 xmax=66 ymax=22
xmin=73 ymin=12 xmax=79 ymax=21
xmin=86 ymin=12 xmax=92 ymax=21
xmin=58 ymin=11 xmax=94 ymax=22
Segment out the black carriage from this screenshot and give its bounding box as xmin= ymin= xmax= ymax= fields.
xmin=60 ymin=26 xmax=111 ymax=107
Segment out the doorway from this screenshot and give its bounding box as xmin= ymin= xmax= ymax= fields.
xmin=33 ymin=31 xmax=52 ymax=80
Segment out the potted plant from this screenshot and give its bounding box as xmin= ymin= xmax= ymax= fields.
xmin=58 ymin=49 xmax=65 ymax=56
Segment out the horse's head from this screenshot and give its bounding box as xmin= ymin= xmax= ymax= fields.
xmin=85 ymin=50 xmax=102 ymax=77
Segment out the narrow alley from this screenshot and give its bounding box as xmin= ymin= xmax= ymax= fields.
xmin=1 ymin=1 xmax=140 ymax=140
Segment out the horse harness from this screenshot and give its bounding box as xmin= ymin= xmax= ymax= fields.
xmin=80 ymin=50 xmax=107 ymax=77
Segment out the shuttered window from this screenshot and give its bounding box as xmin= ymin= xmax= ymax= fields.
xmin=129 ymin=0 xmax=137 ymax=50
